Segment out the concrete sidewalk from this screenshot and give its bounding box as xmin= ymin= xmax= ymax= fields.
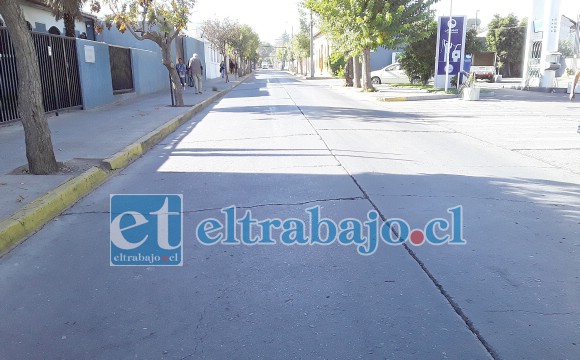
xmin=293 ymin=75 xmax=466 ymax=101
xmin=0 ymin=74 xmax=249 ymax=253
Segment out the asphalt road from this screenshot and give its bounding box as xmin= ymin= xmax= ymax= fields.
xmin=1 ymin=70 xmax=579 ymax=360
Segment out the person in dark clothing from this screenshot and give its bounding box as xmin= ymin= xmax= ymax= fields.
xmin=175 ymin=58 xmax=187 ymax=89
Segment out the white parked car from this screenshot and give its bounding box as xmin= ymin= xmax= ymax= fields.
xmin=370 ymin=63 xmax=410 ymax=84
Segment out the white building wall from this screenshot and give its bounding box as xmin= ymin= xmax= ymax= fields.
xmin=313 ymin=34 xmax=332 ymax=76
xmin=19 ymin=4 xmax=88 ymax=35
xmin=204 ymin=41 xmax=223 ymax=79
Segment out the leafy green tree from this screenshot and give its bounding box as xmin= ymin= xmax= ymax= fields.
xmin=0 ymin=0 xmax=59 ymax=174
xmin=290 ymin=8 xmax=311 ymax=75
xmin=486 ymin=14 xmax=527 ymax=77
xmin=232 ymin=24 xmax=260 ymax=74
xmin=259 ymin=42 xmax=275 ymax=63
xmin=102 ymin=0 xmax=195 ymax=106
xmin=329 ymin=52 xmax=346 ymax=76
xmin=242 ymin=26 xmax=260 ymax=71
xmin=305 ymin=0 xmax=438 ymax=91
xmin=200 ymin=18 xmax=238 ymax=83
xmin=559 ymin=39 xmax=574 ymax=57
xmin=465 ymin=28 xmax=485 ymax=55
xmin=292 ymin=32 xmax=310 ymax=74
xmin=45 ymin=0 xmax=100 ymax=37
xmin=275 ymin=31 xmax=290 ymax=70
xmin=398 ymin=20 xmax=437 ymax=85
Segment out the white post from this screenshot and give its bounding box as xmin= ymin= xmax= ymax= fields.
xmin=521 ymin=0 xmax=544 ymax=88
xmin=539 ymin=0 xmax=562 ymax=88
xmin=444 ymin=0 xmax=453 ymax=92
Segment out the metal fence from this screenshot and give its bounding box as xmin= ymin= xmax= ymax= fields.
xmin=0 ymin=27 xmax=82 ymax=123
xmin=0 ymin=28 xmax=19 ymax=123
xmin=109 ymin=45 xmax=134 ymax=94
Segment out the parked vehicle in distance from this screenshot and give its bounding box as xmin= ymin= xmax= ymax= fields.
xmin=261 ymin=62 xmax=268 ymax=69
xmin=370 ymin=63 xmax=410 ymax=84
xmin=470 ymin=52 xmax=497 ymax=82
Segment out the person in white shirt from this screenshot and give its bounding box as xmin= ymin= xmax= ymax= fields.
xmin=188 ymin=54 xmax=203 ymax=94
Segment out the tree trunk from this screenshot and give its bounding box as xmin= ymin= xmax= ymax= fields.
xmin=224 ymin=54 xmax=229 ymax=83
xmin=361 ymin=48 xmax=374 ymax=91
xmin=63 ymin=13 xmax=75 ymax=37
xmin=160 ymin=43 xmax=183 ymax=106
xmin=353 ymin=55 xmax=361 ymax=88
xmin=0 ymin=0 xmax=59 ymax=174
xmin=344 ymin=56 xmax=353 ymax=87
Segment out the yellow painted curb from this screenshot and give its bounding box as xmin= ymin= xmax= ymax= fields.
xmin=0 ymin=74 xmax=253 ymax=256
xmin=381 ymin=97 xmax=408 ymax=102
xmin=103 ymin=75 xmax=251 ymax=171
xmin=103 ymin=143 xmax=143 ymax=171
xmin=0 ymin=166 xmax=110 ymax=255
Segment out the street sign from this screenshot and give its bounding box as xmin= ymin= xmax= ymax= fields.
xmin=434 ymin=16 xmax=467 ymax=88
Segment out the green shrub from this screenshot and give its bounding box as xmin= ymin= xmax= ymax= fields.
xmin=399 ymin=21 xmax=437 ymax=85
xmin=329 ymin=53 xmax=346 ymax=76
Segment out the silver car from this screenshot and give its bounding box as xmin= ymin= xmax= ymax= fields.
xmin=370 ymin=63 xmax=410 ymax=85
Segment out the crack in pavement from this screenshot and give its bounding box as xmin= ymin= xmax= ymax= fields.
xmin=61 ymin=197 xmax=367 ymax=217
xmin=370 ymin=193 xmax=572 ymax=206
xmin=280 ymin=79 xmax=501 ymax=360
xmin=423 ymin=120 xmax=580 ymax=177
xmin=264 ymin=164 xmax=342 ymax=171
xmin=182 ymin=133 xmax=318 ymax=143
xmin=512 ymin=147 xmax=580 ymax=151
xmin=485 ymin=310 xmax=576 ymax=316
xmin=317 ymin=128 xmax=456 ymax=133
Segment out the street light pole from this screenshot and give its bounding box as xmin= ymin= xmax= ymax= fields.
xmin=310 ymin=9 xmax=314 ymax=79
xmin=444 ymin=0 xmax=453 ymax=92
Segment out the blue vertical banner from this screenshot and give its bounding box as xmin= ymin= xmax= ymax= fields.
xmin=434 ymin=16 xmax=467 ymax=88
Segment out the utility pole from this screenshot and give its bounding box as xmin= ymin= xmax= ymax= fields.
xmin=444 ymin=0 xmax=453 ymax=92
xmin=475 ymin=10 xmax=479 ymax=31
xmin=310 ymin=9 xmax=314 ymax=79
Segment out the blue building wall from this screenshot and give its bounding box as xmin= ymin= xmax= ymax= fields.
xmin=183 ymin=37 xmax=206 ymax=76
xmin=370 ymin=47 xmax=401 ymax=71
xmin=131 ymin=48 xmax=169 ymax=95
xmin=96 ymin=26 xmax=178 ymax=61
xmin=76 ymin=30 xmax=196 ymax=109
xmin=96 ymin=26 xmax=160 ymax=54
xmin=75 ymin=38 xmax=114 ymax=109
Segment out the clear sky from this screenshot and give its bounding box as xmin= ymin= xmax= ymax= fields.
xmin=92 ymin=0 xmax=580 ymax=45
xmin=187 ymin=0 xmax=303 ymax=44
xmin=432 ymin=0 xmax=580 ymax=26
xmin=188 ymin=0 xmax=580 ymax=44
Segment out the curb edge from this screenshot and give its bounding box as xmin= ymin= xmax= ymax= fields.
xmin=0 ymin=74 xmax=251 ymax=257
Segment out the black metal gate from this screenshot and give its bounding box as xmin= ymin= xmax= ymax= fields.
xmin=0 ymin=27 xmax=82 ymax=123
xmin=109 ymin=45 xmax=134 ymax=94
xmin=0 ymin=28 xmax=19 ymax=122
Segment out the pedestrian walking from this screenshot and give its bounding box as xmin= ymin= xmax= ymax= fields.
xmin=570 ymin=70 xmax=580 ymax=133
xmin=570 ymin=70 xmax=580 ymax=101
xmin=175 ymin=58 xmax=187 ymax=89
xmin=220 ymin=61 xmax=225 ymax=78
xmin=186 ymin=61 xmax=194 ymax=87
xmin=188 ymin=53 xmax=203 ymax=94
